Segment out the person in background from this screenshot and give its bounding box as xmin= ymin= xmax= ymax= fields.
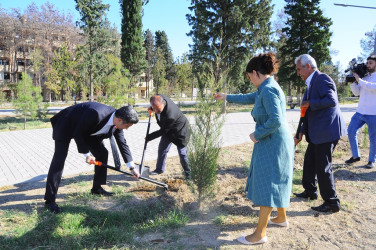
xmin=345 ymin=55 xmax=376 ymax=169
xmin=294 ymin=54 xmax=346 ymax=213
xmin=215 ymin=52 xmax=294 ymax=245
xmin=44 ymin=103 xmax=140 ymax=214
xmin=147 ymin=94 xmax=191 ymax=180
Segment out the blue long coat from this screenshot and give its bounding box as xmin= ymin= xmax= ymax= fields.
xmin=227 ymin=77 xmax=294 ymax=208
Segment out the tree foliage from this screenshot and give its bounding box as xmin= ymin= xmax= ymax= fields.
xmin=143 ymin=29 xmax=155 ymax=98
xmin=75 ymin=0 xmax=110 ymax=101
xmin=152 ymin=48 xmax=167 ymax=94
xmin=188 ymin=95 xmax=224 ymax=206
xmin=155 ymin=30 xmax=176 ymax=88
xmin=50 ymin=43 xmax=76 ymax=101
xmin=120 ymin=0 xmax=147 ymax=83
xmin=187 ymin=0 xmax=273 ymax=92
xmin=176 ymin=54 xmax=194 ymax=97
xmin=278 ymin=0 xmax=333 ymax=93
xmin=360 ymin=25 xmax=376 ymax=58
xmin=13 ymin=73 xmax=48 ymax=129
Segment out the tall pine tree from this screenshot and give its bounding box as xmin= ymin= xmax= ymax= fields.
xmin=278 ymin=0 xmax=332 ymax=97
xmin=143 ymin=29 xmax=155 ymax=98
xmin=75 ymin=0 xmax=110 ymax=101
xmin=120 ymin=0 xmax=147 ymax=89
xmin=155 ymin=30 xmax=176 ymax=90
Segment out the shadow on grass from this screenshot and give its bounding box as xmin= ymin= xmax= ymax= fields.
xmin=0 ymin=172 xmax=138 ymax=213
xmin=0 ymin=182 xmax=186 ymax=249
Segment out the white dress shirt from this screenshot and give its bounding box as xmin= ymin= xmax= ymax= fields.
xmin=305 ymin=70 xmax=317 ymax=96
xmin=350 ymin=72 xmax=376 ymax=115
xmin=84 ymin=112 xmax=134 ymax=168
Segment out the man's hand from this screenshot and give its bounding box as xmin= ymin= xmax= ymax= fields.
xmin=147 ymin=106 xmax=154 ymax=116
xmin=86 ymin=155 xmax=95 ymax=164
xmin=249 ymin=132 xmax=259 ymax=143
xmin=294 ymin=133 xmax=303 ymax=146
xmin=131 ymin=168 xmax=140 ymax=179
xmin=353 ymin=73 xmax=360 ymax=83
xmin=301 ymin=101 xmax=310 ymax=108
xmin=214 ymin=92 xmax=227 ymax=100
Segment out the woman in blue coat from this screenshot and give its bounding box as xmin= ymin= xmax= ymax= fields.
xmin=215 ymin=53 xmax=294 ymax=245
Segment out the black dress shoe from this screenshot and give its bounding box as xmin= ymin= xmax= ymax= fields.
xmin=366 ymin=161 xmax=375 ymax=169
xmin=45 ymin=201 xmax=62 ymax=214
xmin=150 ymin=170 xmax=162 ymax=175
xmin=91 ymin=186 xmax=113 ymax=196
xmin=345 ymin=157 xmax=360 ymax=164
xmin=311 ymin=202 xmax=340 ymax=213
xmin=294 ymin=191 xmax=318 ymax=200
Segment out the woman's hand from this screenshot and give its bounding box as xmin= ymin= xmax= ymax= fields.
xmin=294 ymin=133 xmax=303 ymax=146
xmin=214 ymin=92 xmax=227 ymax=100
xmin=249 ymin=133 xmax=259 ymax=143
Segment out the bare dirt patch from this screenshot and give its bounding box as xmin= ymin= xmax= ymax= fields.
xmin=1 ymin=131 xmax=376 ymax=249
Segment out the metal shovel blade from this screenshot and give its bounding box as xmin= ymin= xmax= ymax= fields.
xmin=135 ymin=164 xmax=150 ymax=178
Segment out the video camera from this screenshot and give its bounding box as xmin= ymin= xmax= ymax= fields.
xmin=345 ymin=58 xmax=368 ymax=83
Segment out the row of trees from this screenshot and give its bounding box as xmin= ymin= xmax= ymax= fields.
xmin=3 ymin=0 xmax=374 ymax=106
xmin=0 ymin=1 xmax=195 ymax=105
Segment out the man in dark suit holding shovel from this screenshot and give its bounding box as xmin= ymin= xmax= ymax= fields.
xmin=146 ymin=95 xmax=191 ymax=180
xmin=44 ymin=102 xmax=140 ymax=213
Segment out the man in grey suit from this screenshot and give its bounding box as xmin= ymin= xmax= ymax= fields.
xmin=44 ymin=102 xmax=140 ymax=213
xmin=294 ymin=54 xmax=347 ymax=213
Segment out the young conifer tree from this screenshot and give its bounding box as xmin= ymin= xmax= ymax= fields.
xmin=13 ymin=73 xmax=45 ymax=129
xmin=188 ymin=68 xmax=225 ymax=206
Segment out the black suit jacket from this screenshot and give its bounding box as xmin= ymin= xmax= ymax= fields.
xmin=50 ymin=102 xmax=133 ymax=162
xmin=147 ymin=95 xmax=189 ymax=147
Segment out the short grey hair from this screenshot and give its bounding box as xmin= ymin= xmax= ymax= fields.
xmin=295 ymin=54 xmax=317 ymax=69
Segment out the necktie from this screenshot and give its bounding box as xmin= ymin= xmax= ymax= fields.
xmin=106 ymin=125 xmax=115 ymax=137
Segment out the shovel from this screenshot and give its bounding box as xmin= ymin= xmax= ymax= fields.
xmin=90 ymin=160 xmax=168 ymax=190
xmin=138 ymin=114 xmax=152 ymax=177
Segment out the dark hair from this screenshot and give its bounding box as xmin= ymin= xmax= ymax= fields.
xmin=246 ymin=52 xmax=280 ymax=75
xmin=367 ymin=55 xmax=376 ymax=62
xmin=115 ymin=105 xmax=139 ymax=124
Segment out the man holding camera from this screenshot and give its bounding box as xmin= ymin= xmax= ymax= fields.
xmin=345 ymin=55 xmax=376 ymax=169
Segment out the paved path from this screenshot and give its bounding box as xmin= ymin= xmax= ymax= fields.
xmin=0 ymin=104 xmax=357 ymax=187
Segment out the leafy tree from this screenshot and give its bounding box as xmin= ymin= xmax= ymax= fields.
xmin=97 ymin=54 xmax=132 ymax=108
xmin=360 ymin=25 xmax=376 ymax=58
xmin=187 ymin=0 xmax=273 ymax=92
xmin=120 ymin=0 xmax=147 ymax=91
xmin=51 ymin=43 xmax=76 ymax=101
xmin=278 ymin=0 xmax=333 ymax=98
xmin=13 ymin=73 xmax=47 ymax=129
xmin=45 ymin=67 xmax=61 ymax=100
xmin=176 ymin=54 xmax=194 ymax=97
xmin=75 ymin=0 xmax=110 ymax=101
xmin=30 ymin=48 xmax=44 ymax=87
xmin=144 ymin=29 xmax=155 ymax=98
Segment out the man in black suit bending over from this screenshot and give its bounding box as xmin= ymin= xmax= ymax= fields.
xmin=44 ymin=102 xmax=140 ymax=213
xmin=147 ymin=95 xmax=191 ymax=179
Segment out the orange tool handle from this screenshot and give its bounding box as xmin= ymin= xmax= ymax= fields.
xmin=300 ymin=106 xmax=308 ymax=118
xmin=90 ymin=160 xmax=102 ymax=166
